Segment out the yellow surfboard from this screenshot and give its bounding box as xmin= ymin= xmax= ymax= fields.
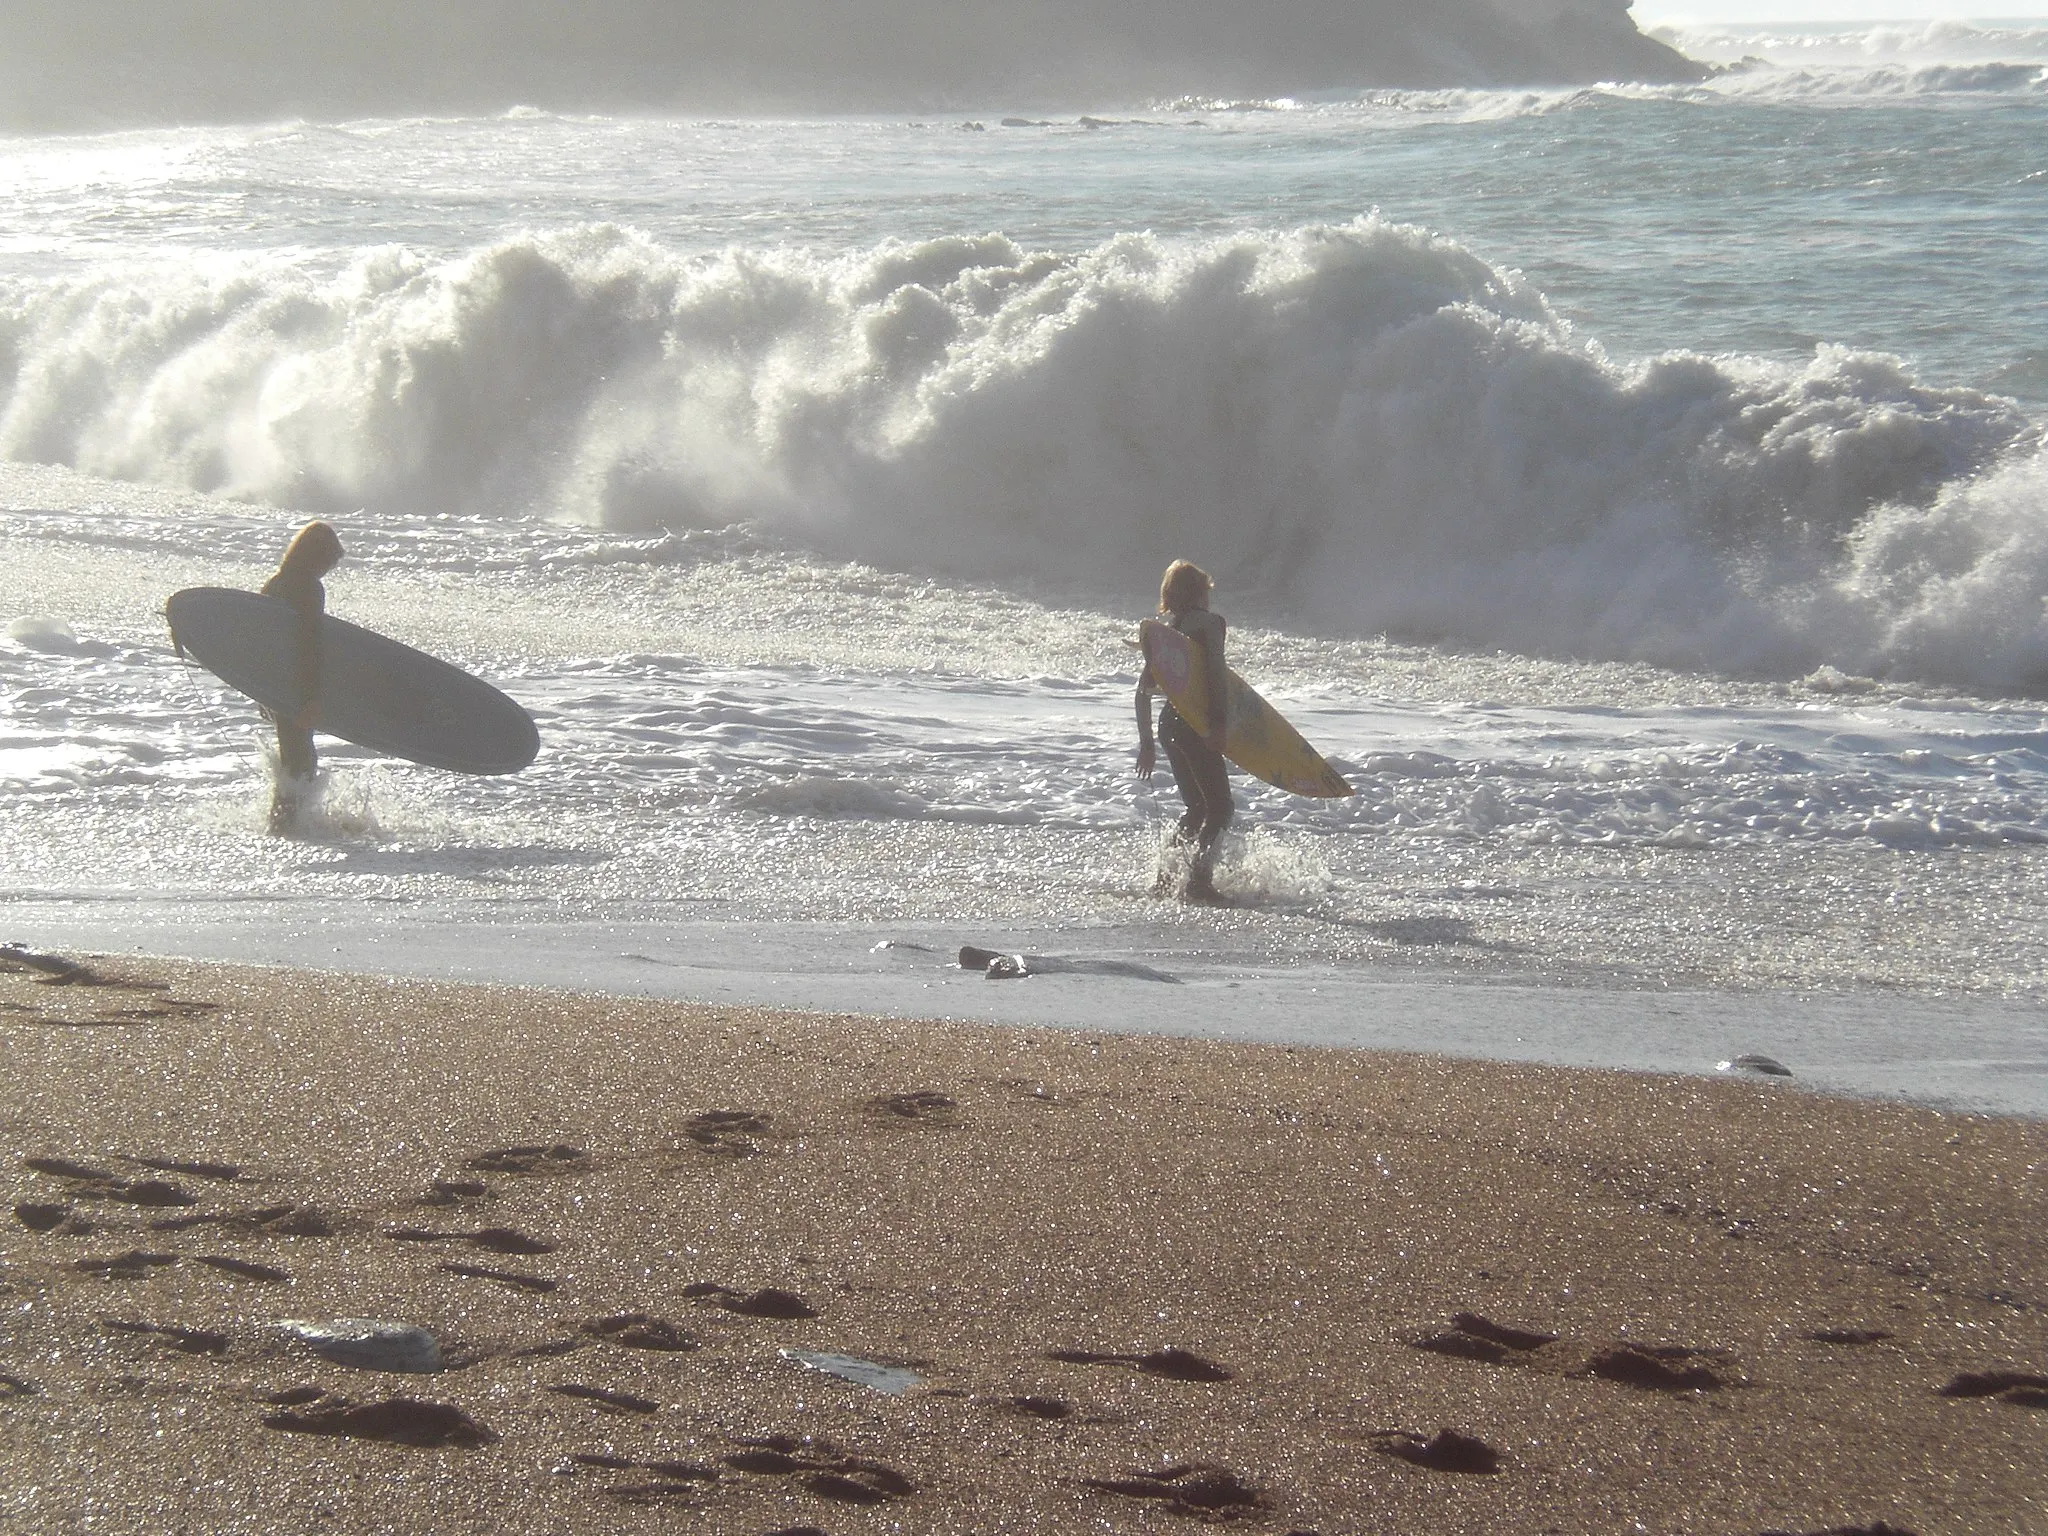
xmin=1139 ymin=618 xmax=1352 ymax=798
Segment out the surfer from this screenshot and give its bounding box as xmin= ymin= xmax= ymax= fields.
xmin=259 ymin=520 xmax=344 ymax=833
xmin=1136 ymin=559 xmax=1234 ymax=902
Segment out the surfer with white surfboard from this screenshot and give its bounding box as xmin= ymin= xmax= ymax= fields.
xmin=257 ymin=520 xmax=344 ymax=833
xmin=1136 ymin=560 xmax=1235 ymax=903
xmin=167 ymin=526 xmax=540 ymax=835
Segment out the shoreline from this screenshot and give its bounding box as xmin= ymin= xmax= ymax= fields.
xmin=4 ymin=950 xmax=2044 ymax=1533
xmin=8 ymin=912 xmax=2046 ymax=1121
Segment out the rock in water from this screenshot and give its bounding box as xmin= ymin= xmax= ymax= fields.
xmin=1718 ymin=1053 xmax=1792 ymax=1078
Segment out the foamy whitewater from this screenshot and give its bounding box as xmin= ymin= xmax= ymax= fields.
xmin=5 ymin=21 xmax=2047 ymax=1111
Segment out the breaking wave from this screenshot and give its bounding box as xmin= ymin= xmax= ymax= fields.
xmin=2 ymin=218 xmax=2044 ymax=690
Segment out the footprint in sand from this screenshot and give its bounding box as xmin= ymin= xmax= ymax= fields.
xmin=384 ymin=1226 xmax=557 ymax=1255
xmin=597 ymin=1482 xmax=711 ymax=1507
xmin=683 ymin=1282 xmax=819 ymax=1320
xmin=1409 ymin=1312 xmax=1729 ymax=1392
xmin=1575 ymin=1344 xmax=1726 ymax=1392
xmin=102 ymin=1319 xmax=231 ymax=1356
xmin=73 ymin=1251 xmax=179 ymax=1280
xmin=151 ymin=1204 xmax=335 ymax=1237
xmin=1003 ymin=1395 xmax=1075 ymax=1419
xmin=23 ymin=1157 xmax=197 ymax=1208
xmin=1046 ymin=1346 xmax=1233 ymax=1382
xmin=562 ymin=1451 xmax=719 ymax=1503
xmin=120 ymin=1154 xmax=241 ymax=1181
xmin=548 ymin=1382 xmax=661 ymax=1415
xmin=567 ymin=1451 xmax=718 ymax=1480
xmin=681 ymin=1109 xmax=773 ymax=1157
xmin=421 ymin=1179 xmax=490 ymax=1205
xmin=1411 ymin=1311 xmax=1558 ymax=1366
xmin=194 ymin=1255 xmax=292 ymax=1285
xmin=438 ymin=1261 xmax=558 ymax=1293
xmin=23 ymin=996 xmax=223 ymax=1028
xmin=262 ymin=1397 xmax=497 ymax=1448
xmin=248 ymin=1205 xmax=335 ymax=1237
xmin=512 ymin=1337 xmax=588 ymax=1358
xmin=1938 ymin=1369 xmax=2048 ymax=1409
xmin=581 ymin=1314 xmax=700 ymax=1351
xmin=23 ymin=1157 xmax=115 ymax=1181
xmin=14 ymin=1202 xmax=80 ymax=1233
xmin=466 ymin=1144 xmax=591 ymax=1176
xmin=0 ymin=947 xmax=111 ymax=985
xmin=868 ymin=1091 xmax=955 ymax=1121
xmin=1079 ymin=1464 xmax=1266 ymax=1514
xmin=1369 ymin=1428 xmax=1503 ymax=1475
xmin=721 ymin=1434 xmax=915 ymax=1506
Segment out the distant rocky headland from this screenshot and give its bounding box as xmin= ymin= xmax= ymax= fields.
xmin=3 ymin=0 xmax=1702 ymax=131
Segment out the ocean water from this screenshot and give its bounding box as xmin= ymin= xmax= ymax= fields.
xmin=4 ymin=21 xmax=2047 ymax=1109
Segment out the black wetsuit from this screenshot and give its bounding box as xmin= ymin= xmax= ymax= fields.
xmin=259 ymin=563 xmax=325 ymax=813
xmin=1142 ymin=606 xmax=1233 ymax=892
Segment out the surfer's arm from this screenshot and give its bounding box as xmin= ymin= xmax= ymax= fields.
xmin=1134 ymin=674 xmax=1157 ymax=780
xmin=1198 ymin=613 xmax=1228 ymax=752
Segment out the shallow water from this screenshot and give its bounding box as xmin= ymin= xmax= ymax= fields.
xmin=5 ymin=22 xmax=2048 ymax=1113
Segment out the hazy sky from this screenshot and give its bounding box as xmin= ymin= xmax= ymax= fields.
xmin=1635 ymin=1 xmax=2040 ymax=21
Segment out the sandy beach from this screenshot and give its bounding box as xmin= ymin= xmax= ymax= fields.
xmin=2 ymin=949 xmax=2043 ymax=1535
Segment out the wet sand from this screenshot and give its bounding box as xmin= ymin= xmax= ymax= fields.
xmin=2 ymin=950 xmax=2044 ymax=1535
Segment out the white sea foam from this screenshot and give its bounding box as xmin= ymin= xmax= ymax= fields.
xmin=1640 ymin=19 xmax=2048 ymax=99
xmin=1654 ymin=19 xmax=2048 ymax=69
xmin=2 ymin=221 xmax=2039 ymax=690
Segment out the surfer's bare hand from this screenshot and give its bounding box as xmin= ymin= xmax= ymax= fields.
xmin=290 ymin=702 xmax=319 ymax=730
xmin=1136 ymin=742 xmax=1155 ymax=780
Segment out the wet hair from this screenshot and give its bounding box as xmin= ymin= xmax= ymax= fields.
xmin=277 ymin=520 xmax=344 ymax=577
xmin=1158 ymin=559 xmax=1211 ymax=615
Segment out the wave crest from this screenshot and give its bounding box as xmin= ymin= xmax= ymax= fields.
xmin=2 ymin=219 xmax=2043 ymax=689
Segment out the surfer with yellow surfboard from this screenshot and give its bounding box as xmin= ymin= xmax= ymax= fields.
xmin=1136 ymin=560 xmax=1235 ymax=902
xmin=1136 ymin=559 xmax=1355 ymax=902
